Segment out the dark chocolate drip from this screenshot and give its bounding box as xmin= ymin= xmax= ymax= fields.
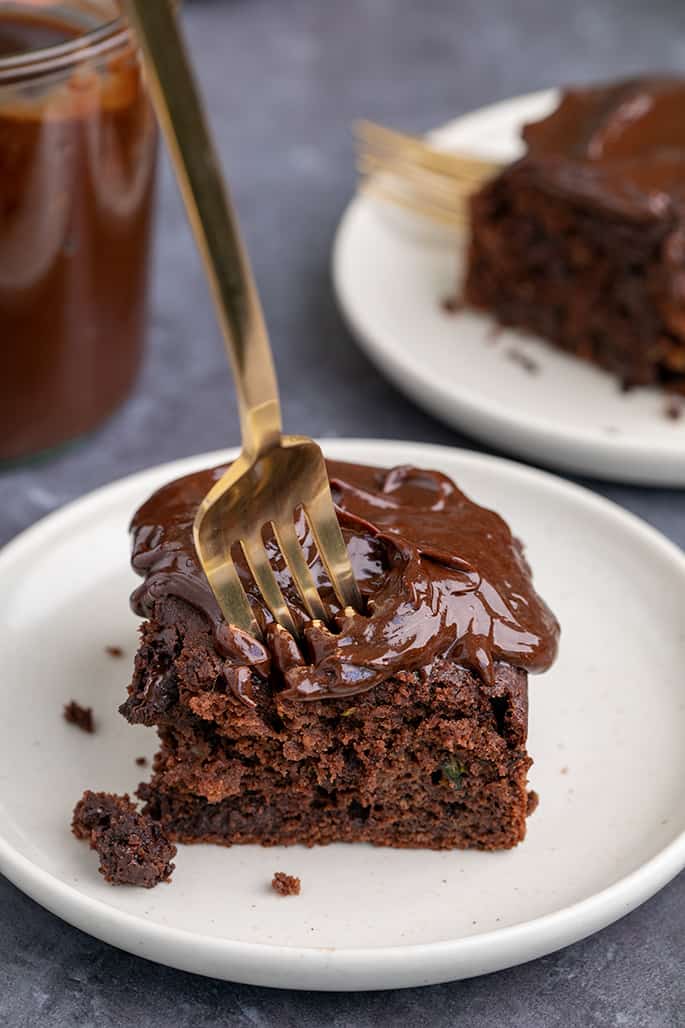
xmin=519 ymin=76 xmax=685 ymax=219
xmin=130 ymin=461 xmax=559 ymax=702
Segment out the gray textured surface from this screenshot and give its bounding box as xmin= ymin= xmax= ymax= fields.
xmin=1 ymin=0 xmax=683 ymax=1024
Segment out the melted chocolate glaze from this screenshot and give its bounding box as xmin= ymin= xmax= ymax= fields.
xmin=519 ymin=76 xmax=685 ymax=219
xmin=130 ymin=462 xmax=559 ymax=703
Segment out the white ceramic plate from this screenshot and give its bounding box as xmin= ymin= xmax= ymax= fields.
xmin=332 ymin=91 xmax=685 ymax=486
xmin=1 ymin=440 xmax=684 ymax=991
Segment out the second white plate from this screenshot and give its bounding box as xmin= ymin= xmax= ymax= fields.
xmin=0 ymin=440 xmax=684 ymax=989
xmin=332 ymin=91 xmax=685 ymax=486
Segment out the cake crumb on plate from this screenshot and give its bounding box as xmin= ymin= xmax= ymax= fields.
xmin=272 ymin=872 xmax=301 ymax=896
xmin=72 ymin=791 xmax=176 ymax=888
xmin=506 ymin=349 xmax=539 ymax=375
xmin=440 ymin=295 xmax=463 ymax=315
xmin=665 ymin=396 xmax=683 ymax=421
xmin=63 ymin=701 xmax=94 ymax=734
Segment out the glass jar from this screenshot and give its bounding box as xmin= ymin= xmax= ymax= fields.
xmin=0 ymin=1 xmax=158 ymax=463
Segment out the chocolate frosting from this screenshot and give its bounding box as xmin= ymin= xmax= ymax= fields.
xmin=519 ymin=76 xmax=685 ymax=219
xmin=130 ymin=461 xmax=559 ymax=703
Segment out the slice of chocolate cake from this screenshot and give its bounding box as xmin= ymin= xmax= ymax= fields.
xmin=464 ymin=76 xmax=685 ymax=392
xmin=122 ymin=460 xmax=559 ymax=852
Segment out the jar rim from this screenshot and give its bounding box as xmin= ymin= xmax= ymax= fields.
xmin=0 ymin=10 xmax=130 ymax=83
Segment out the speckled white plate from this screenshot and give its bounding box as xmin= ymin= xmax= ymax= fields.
xmin=0 ymin=440 xmax=684 ymax=990
xmin=332 ymin=92 xmax=685 ymax=486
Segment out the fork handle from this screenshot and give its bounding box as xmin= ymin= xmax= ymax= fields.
xmin=124 ymin=0 xmax=282 ymax=459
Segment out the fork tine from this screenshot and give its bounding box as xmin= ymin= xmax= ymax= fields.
xmin=358 ymin=158 xmax=475 ymax=209
xmin=357 ymin=148 xmax=479 ymax=190
xmin=356 ymin=120 xmax=499 ymax=179
xmin=205 ymin=550 xmax=259 ymax=638
xmin=241 ymin=533 xmax=299 ymax=637
xmin=358 ymin=145 xmax=490 ymax=187
xmin=359 ymin=179 xmax=468 ymax=228
xmin=358 ymin=151 xmax=485 ymax=192
xmin=305 ymin=493 xmax=363 ymax=613
xmin=357 ymin=147 xmax=474 ymax=225
xmin=271 ymin=518 xmax=328 ymax=622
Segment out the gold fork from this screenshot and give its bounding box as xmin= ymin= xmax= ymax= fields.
xmin=355 ymin=120 xmax=502 ymax=227
xmin=125 ymin=0 xmax=362 ymax=639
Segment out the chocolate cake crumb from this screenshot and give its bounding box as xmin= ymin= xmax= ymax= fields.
xmin=507 ymin=349 xmax=539 ymax=375
xmin=526 ymin=790 xmax=539 ymax=816
xmin=272 ymin=872 xmax=301 ymax=896
xmin=441 ymin=295 xmax=463 ymax=315
xmin=106 ymin=645 xmax=124 ymax=658
xmin=560 ymin=766 xmax=568 ymax=775
xmin=63 ymin=701 xmax=95 ymax=734
xmin=72 ymin=791 xmax=136 ymax=838
xmin=665 ymin=396 xmax=683 ymax=420
xmin=72 ymin=790 xmax=176 ymax=888
xmin=135 ymin=756 xmax=148 ymax=767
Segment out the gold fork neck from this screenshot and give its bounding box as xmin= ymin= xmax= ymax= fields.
xmin=124 ymin=0 xmax=283 ymax=460
xmin=242 ymin=399 xmax=282 ymax=459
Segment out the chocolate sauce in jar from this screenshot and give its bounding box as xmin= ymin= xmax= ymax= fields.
xmin=0 ymin=3 xmax=157 ymax=461
xmin=0 ymin=10 xmax=76 ymax=56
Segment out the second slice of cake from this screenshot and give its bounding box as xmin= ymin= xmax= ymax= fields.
xmin=465 ymin=76 xmax=685 ymax=392
xmin=122 ymin=460 xmax=559 ymax=851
